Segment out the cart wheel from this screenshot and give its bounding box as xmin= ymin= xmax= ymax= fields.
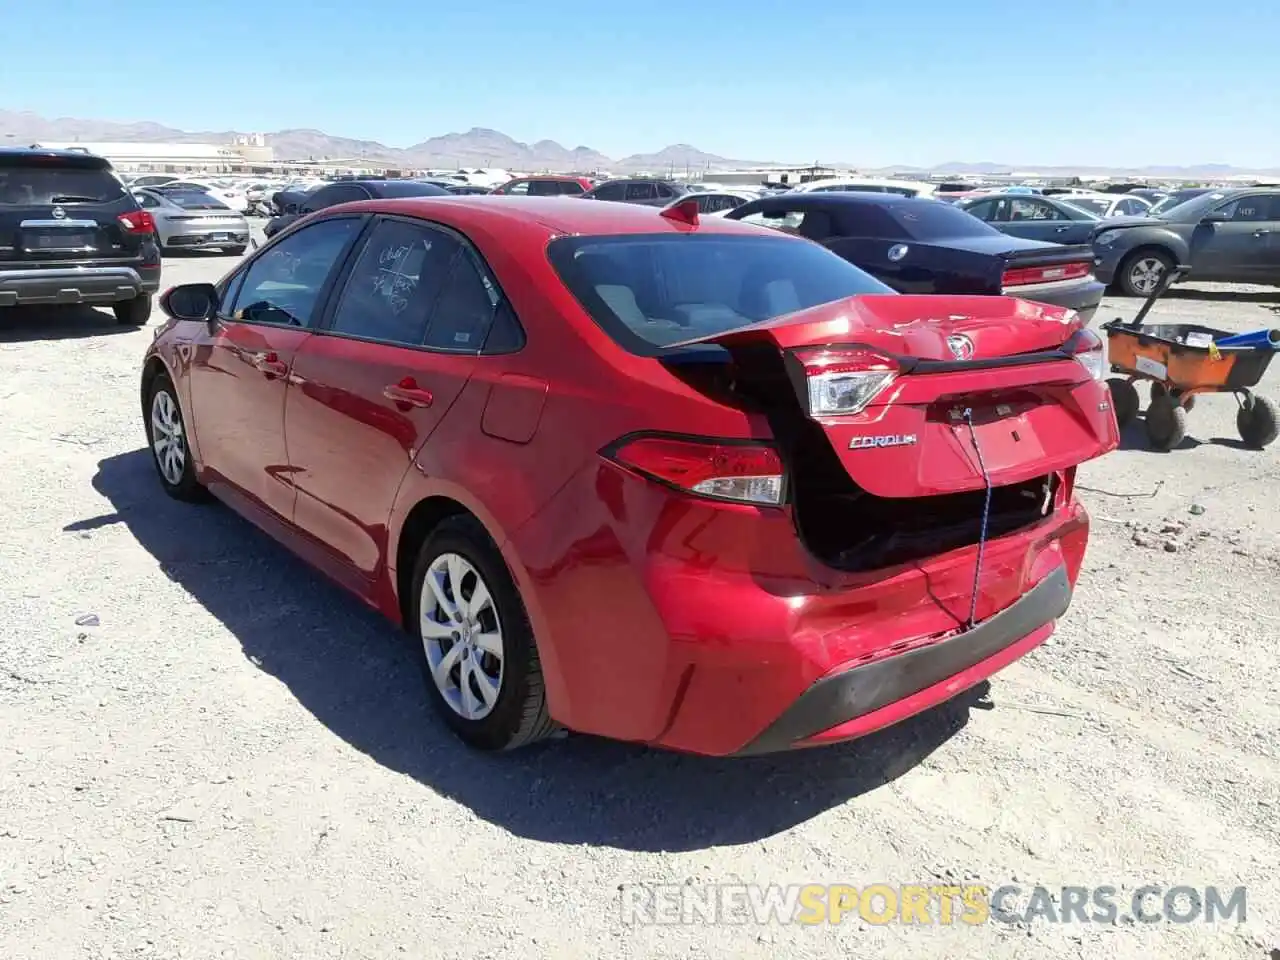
xmin=1151 ymin=383 xmax=1197 ymax=411
xmin=1107 ymin=378 xmax=1140 ymax=427
xmin=1146 ymin=393 xmax=1188 ymax=451
xmin=1237 ymin=395 xmax=1279 ymax=449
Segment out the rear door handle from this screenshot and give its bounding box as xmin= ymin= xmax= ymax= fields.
xmin=383 ymin=377 xmax=433 ymax=409
xmin=250 ymin=350 xmax=288 ymax=378
xmin=1253 ymin=229 xmax=1270 ymax=237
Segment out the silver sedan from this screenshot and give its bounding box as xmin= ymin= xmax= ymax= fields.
xmin=131 ymin=187 xmax=251 ymax=255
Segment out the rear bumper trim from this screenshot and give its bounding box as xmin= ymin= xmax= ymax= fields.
xmin=732 ymin=564 xmax=1073 ymax=756
xmin=0 ymin=264 xmax=160 ymax=307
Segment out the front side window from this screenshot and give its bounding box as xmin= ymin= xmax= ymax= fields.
xmin=328 ymin=219 xmax=462 ymax=345
xmin=226 ymin=217 xmax=361 ymax=328
xmin=548 ymin=233 xmax=894 ymax=355
xmin=1213 ymin=195 xmax=1278 ymax=222
xmin=504 ymin=180 xmax=531 ymax=195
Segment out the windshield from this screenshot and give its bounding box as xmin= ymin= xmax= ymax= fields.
xmin=885 ymin=201 xmax=1004 ymax=240
xmin=547 ymin=233 xmax=894 ymax=355
xmin=1150 ymin=191 xmax=1216 ymax=217
xmin=0 ymin=162 xmax=126 ymax=204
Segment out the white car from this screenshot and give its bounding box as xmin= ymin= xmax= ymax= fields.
xmin=1057 ymin=192 xmax=1153 ymax=219
xmin=785 ymin=177 xmax=937 ymax=198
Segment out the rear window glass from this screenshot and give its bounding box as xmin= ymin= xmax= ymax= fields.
xmin=0 ymin=163 xmax=126 ymax=205
xmin=547 ymin=233 xmax=894 ymax=356
xmin=881 ymin=201 xmax=1003 ymax=241
xmin=166 ymin=190 xmax=229 ymax=210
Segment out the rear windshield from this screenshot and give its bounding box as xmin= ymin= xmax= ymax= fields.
xmin=166 ymin=190 xmax=229 ymax=210
xmin=882 ymin=201 xmax=1003 ymax=240
xmin=547 ymin=233 xmax=894 ymax=355
xmin=0 ymin=162 xmax=126 ymax=205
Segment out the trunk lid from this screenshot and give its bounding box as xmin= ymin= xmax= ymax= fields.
xmin=664 ymin=294 xmax=1118 ymax=498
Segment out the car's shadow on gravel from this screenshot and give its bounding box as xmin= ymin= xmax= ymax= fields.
xmin=0 ymin=305 xmax=132 ymax=342
xmin=80 ymin=448 xmax=985 ymax=852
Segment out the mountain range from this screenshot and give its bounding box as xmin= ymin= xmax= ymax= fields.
xmin=2 ymin=109 xmax=1278 ymax=177
xmin=0 ymin=109 xmax=773 ymax=173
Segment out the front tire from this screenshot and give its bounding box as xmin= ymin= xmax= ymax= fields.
xmin=408 ymin=515 xmax=557 ymax=751
xmin=144 ymin=372 xmax=207 ymax=501
xmin=1118 ymin=249 xmax=1174 ymax=298
xmin=114 ymin=294 xmax=152 ymax=327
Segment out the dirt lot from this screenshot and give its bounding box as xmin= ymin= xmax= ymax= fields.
xmin=1 ymin=241 xmax=1277 ymax=960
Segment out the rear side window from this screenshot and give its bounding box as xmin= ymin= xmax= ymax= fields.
xmin=624 ymin=182 xmax=658 ymax=201
xmin=547 ymin=233 xmax=894 ymax=355
xmin=0 ymin=161 xmax=126 ymax=205
xmin=328 ymin=218 xmax=462 ymax=345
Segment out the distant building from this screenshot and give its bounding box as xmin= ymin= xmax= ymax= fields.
xmin=27 ymin=137 xmax=276 ymax=173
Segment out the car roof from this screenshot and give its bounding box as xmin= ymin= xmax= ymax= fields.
xmin=0 ymin=146 xmax=112 ymax=168
xmin=327 ymin=195 xmax=777 ymax=241
xmin=748 ymin=191 xmax=935 ymax=209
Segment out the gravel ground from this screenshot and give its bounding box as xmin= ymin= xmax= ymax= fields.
xmin=1 ymin=236 xmax=1278 ymax=959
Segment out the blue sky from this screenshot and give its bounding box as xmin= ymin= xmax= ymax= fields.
xmin=3 ymin=0 xmax=1277 ymax=167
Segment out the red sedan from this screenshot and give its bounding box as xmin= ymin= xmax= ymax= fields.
xmin=142 ymin=195 xmax=1118 ymax=756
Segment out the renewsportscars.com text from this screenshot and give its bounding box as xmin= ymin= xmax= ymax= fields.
xmin=619 ymin=883 xmax=1247 ymax=927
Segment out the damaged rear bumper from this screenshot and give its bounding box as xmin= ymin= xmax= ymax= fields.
xmin=732 ymin=564 xmax=1072 ymax=755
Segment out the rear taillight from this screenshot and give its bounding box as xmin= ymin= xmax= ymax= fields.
xmin=791 ymin=347 xmax=898 ymax=416
xmin=1063 ymin=327 xmax=1105 ymax=380
xmin=118 ymin=211 xmax=157 ymax=234
xmin=606 ymin=435 xmax=784 ymax=505
xmin=1001 ymin=261 xmax=1091 ymax=287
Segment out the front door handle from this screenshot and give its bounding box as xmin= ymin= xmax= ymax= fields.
xmin=1253 ymin=229 xmax=1271 ymax=237
xmin=250 ymin=350 xmax=288 ymax=379
xmin=1055 ymin=225 xmax=1070 ymax=232
xmin=383 ymin=377 xmax=433 ymax=409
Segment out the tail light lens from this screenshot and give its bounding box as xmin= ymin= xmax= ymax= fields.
xmin=1063 ymin=327 xmax=1105 ymax=380
xmin=791 ymin=347 xmax=898 ymax=416
xmin=606 ymin=435 xmax=784 ymax=505
xmin=1002 ymin=261 xmax=1091 ymax=287
xmin=118 ymin=211 xmax=157 ymax=235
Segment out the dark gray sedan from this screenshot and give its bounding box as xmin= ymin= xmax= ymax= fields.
xmin=1092 ymin=187 xmax=1280 ymax=296
xmin=954 ymin=193 xmax=1102 ymax=245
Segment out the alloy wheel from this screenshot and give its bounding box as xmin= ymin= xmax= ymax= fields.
xmin=150 ymin=388 xmax=186 ymax=486
xmin=420 ymin=552 xmax=505 ymax=720
xmin=1129 ymin=257 xmax=1165 ymax=295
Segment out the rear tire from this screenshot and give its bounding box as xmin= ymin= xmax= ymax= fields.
xmin=408 ymin=515 xmax=558 ymax=751
xmin=1150 ymin=382 xmax=1196 ymax=411
xmin=114 ymin=294 xmax=152 ymax=327
xmin=1107 ymin=377 xmax=1140 ymax=427
xmin=1237 ymin=394 xmax=1279 ymax=449
xmin=1118 ymin=248 xmax=1174 ymax=298
xmin=144 ymin=372 xmax=208 ymax=502
xmin=1145 ymin=393 xmax=1188 ymax=451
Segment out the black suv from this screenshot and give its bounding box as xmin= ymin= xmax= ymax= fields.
xmin=0 ymin=148 xmax=161 ymax=325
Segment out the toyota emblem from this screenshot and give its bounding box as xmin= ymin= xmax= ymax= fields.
xmin=946 ymin=334 xmax=974 ymax=360
xmin=51 ymin=206 xmax=66 ymax=220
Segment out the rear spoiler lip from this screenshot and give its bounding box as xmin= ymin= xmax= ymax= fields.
xmin=998 ymin=242 xmax=1095 ymax=265
xmin=656 ymin=340 xmax=1079 ymax=375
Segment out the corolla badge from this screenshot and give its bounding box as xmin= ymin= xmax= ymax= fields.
xmin=51 ymin=206 xmax=66 ymax=220
xmin=849 ymin=434 xmax=917 ymax=450
xmin=887 ymin=244 xmax=909 ymax=262
xmin=946 ymin=333 xmax=974 ymax=360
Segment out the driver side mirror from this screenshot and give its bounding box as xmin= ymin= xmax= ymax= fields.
xmin=1201 ymin=210 xmax=1231 ymax=224
xmin=160 ymin=283 xmax=218 ymax=323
